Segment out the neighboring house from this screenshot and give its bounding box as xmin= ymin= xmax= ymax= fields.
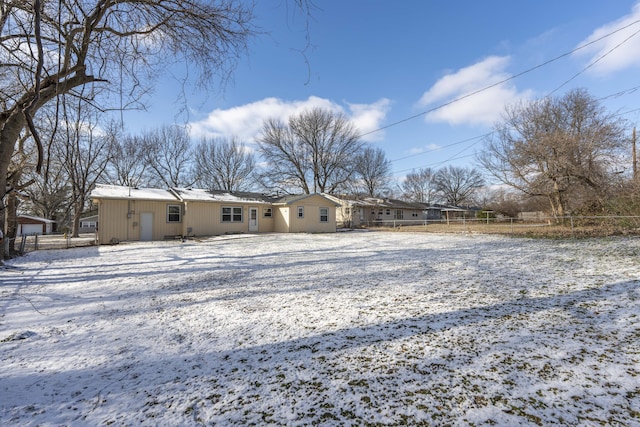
xmin=327 ymin=195 xmax=484 ymax=228
xmin=79 ymin=215 xmax=99 ymax=233
xmin=440 ymin=206 xmax=480 ymax=221
xmin=17 ymin=215 xmax=55 ymax=236
xmin=90 ymin=185 xmax=339 ymax=243
xmin=326 ymin=195 xmax=436 ymax=228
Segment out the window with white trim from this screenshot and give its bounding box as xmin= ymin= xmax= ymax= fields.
xmin=395 ymin=210 xmax=404 ymax=220
xmin=222 ymin=206 xmax=243 ymax=222
xmin=320 ymin=207 xmax=329 ymax=222
xmin=263 ymin=208 xmax=272 ymax=217
xmin=297 ymin=206 xmax=304 ymax=218
xmin=167 ymin=205 xmax=182 ymax=223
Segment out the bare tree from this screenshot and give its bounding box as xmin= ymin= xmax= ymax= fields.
xmin=194 ymin=136 xmax=256 ymax=192
xmin=478 ymin=88 xmax=626 ymax=217
xmin=0 ymin=0 xmax=255 ymax=259
xmin=5 ymin=132 xmax=37 ymax=254
xmin=142 ymin=125 xmax=195 ymax=188
xmin=23 ymin=158 xmax=70 ymax=227
xmin=258 ymin=108 xmax=363 ymax=194
xmin=353 ymin=147 xmax=391 ymax=197
xmin=57 ymin=94 xmax=115 ymax=237
xmin=434 ymin=165 xmax=485 ymax=206
xmin=402 ymin=168 xmax=438 ymax=204
xmin=106 ymin=134 xmax=149 ymax=188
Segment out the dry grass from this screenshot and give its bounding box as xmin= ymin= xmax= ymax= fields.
xmin=369 ymin=221 xmax=640 ymax=239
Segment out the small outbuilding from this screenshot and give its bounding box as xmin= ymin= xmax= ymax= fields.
xmin=17 ymin=215 xmax=55 ymax=236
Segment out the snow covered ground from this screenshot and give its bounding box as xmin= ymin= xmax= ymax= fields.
xmin=1 ymin=231 xmax=639 ymax=426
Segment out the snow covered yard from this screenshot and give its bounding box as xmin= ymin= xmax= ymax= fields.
xmin=1 ymin=232 xmax=639 ymax=426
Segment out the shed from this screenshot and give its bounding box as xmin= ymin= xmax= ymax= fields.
xmin=17 ymin=215 xmax=55 ymax=236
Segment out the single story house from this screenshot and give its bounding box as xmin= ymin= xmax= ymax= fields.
xmin=17 ymin=214 xmax=55 ymax=236
xmin=325 ymin=195 xmax=439 ymax=228
xmin=79 ymin=215 xmax=99 ymax=233
xmin=90 ymin=185 xmax=339 ymax=243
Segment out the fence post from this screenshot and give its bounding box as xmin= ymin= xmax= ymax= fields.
xmin=570 ymin=216 xmax=575 ymax=239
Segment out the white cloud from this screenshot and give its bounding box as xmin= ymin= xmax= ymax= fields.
xmin=416 ymin=56 xmax=532 ymax=127
xmin=188 ymin=96 xmax=390 ymax=143
xmin=573 ymin=2 xmax=640 ymax=76
xmin=409 ymin=144 xmax=441 ymax=155
xmin=347 ymin=98 xmax=391 ymax=142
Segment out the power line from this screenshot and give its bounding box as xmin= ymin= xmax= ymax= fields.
xmin=548 ymin=26 xmax=640 ymax=96
xmin=358 ymin=17 xmax=640 ymax=140
xmin=390 ymin=132 xmax=492 ymax=163
xmin=393 ymin=104 xmax=640 ymax=176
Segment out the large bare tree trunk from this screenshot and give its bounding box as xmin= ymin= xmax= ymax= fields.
xmin=0 ymin=112 xmax=27 ymax=261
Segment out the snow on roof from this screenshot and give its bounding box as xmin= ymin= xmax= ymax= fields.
xmin=17 ymin=214 xmax=55 ymax=223
xmin=91 ymin=184 xmax=178 ymax=201
xmin=273 ymin=193 xmax=340 ymax=206
xmin=172 ymin=188 xmax=273 ymax=204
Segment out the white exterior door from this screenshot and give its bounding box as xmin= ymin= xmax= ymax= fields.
xmin=140 ymin=213 xmax=153 ymax=241
xmin=249 ymin=207 xmax=258 ymax=232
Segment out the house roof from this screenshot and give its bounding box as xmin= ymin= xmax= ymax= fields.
xmin=17 ymin=214 xmax=55 ymax=223
xmin=91 ymin=184 xmax=179 ymax=201
xmin=273 ymin=193 xmax=340 ymax=206
xmin=327 ymin=195 xmax=428 ymax=210
xmin=79 ymin=215 xmax=99 ymax=221
xmin=173 ymin=188 xmax=275 ymax=204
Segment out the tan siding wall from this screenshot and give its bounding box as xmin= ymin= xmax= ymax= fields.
xmin=183 ymin=202 xmax=275 ymax=236
xmin=97 ymin=195 xmax=334 ymax=242
xmin=184 ymin=202 xmax=222 ymax=236
xmin=283 ymin=195 xmax=337 ymax=233
xmin=258 ymin=206 xmax=275 ymax=233
xmin=97 ymin=199 xmax=131 ymax=243
xmin=97 ymin=199 xmax=182 ymax=242
xmin=274 ymin=207 xmax=290 ymax=233
xmin=136 ymin=201 xmax=182 ymax=240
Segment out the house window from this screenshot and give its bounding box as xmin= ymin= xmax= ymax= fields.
xmin=167 ymin=205 xmax=181 ymax=223
xmin=297 ymin=206 xmax=304 ymax=218
xmin=81 ymin=221 xmax=97 ymax=228
xmin=320 ymin=207 xmax=329 ymax=223
xmin=385 ymin=209 xmax=391 ymax=216
xmin=263 ymin=208 xmax=272 ymax=218
xmin=395 ymin=210 xmax=404 ymax=220
xmin=222 ymin=206 xmax=243 ymax=222
xmin=412 ymin=210 xmax=418 ymax=217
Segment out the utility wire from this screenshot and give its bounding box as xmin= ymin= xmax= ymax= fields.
xmin=548 ymin=26 xmax=640 ymax=96
xmin=359 ymin=17 xmax=640 ymax=140
xmin=393 ymin=105 xmax=640 ymax=175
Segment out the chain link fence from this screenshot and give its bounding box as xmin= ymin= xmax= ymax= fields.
xmin=360 ymin=215 xmax=640 ymax=238
xmin=6 ymin=233 xmax=98 ymax=255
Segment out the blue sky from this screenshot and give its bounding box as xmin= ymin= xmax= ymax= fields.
xmin=122 ymin=1 xmax=640 ymax=186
